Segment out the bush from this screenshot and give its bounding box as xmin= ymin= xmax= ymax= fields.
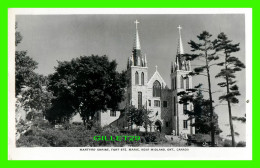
xmin=144 ymin=132 xmax=167 ymax=143
xmin=17 ymin=123 xmax=144 ymax=147
xmin=223 ymin=139 xmax=233 ymax=147
xmin=236 ymin=141 xmax=246 ymax=147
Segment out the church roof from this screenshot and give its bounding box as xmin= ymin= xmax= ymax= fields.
xmin=147 ymin=66 xmax=167 ymax=88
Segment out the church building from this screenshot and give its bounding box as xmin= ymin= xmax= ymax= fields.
xmin=97 ymin=20 xmax=195 ymax=136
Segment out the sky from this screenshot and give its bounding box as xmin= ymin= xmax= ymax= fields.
xmin=16 ymin=14 xmax=246 ymax=142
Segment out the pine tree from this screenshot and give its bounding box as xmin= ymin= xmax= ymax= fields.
xmin=183 ymin=31 xmax=219 ymax=146
xmin=214 ymin=32 xmax=245 ymax=147
xmin=178 ymin=87 xmax=222 ymax=135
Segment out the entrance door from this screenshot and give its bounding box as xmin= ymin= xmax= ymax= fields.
xmin=155 ymin=120 xmax=162 ymax=132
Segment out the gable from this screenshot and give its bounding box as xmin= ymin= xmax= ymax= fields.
xmin=147 ymin=70 xmax=167 ymax=89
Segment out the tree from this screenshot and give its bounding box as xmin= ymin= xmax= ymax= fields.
xmin=126 ymin=105 xmax=152 ymax=133
xmin=16 ymin=23 xmax=53 ymax=119
xmin=232 ymin=114 xmax=246 ymax=123
xmin=214 ymin=32 xmax=245 ymax=146
xmin=183 ymin=31 xmax=219 ymax=146
xmin=178 ymin=87 xmax=222 ymax=135
xmin=47 ymin=55 xmax=127 ymax=127
xmin=20 ymin=74 xmax=53 ymax=115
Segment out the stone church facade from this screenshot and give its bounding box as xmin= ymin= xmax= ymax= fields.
xmin=97 ymin=20 xmax=195 ymax=136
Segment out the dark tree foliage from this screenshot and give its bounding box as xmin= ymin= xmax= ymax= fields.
xmin=47 ymin=55 xmax=127 ymax=126
xmin=232 ymin=114 xmax=246 ymax=123
xmin=15 ymin=23 xmax=39 ymax=96
xmin=15 ymin=50 xmax=38 ymax=96
xmin=126 ymin=105 xmax=152 ymax=132
xmin=182 ymin=31 xmax=219 ymax=146
xmin=15 ymin=23 xmax=53 ymax=116
xmin=21 ymin=74 xmax=53 ymax=113
xmin=178 ymin=88 xmax=222 ymax=135
xmin=214 ymin=32 xmax=245 ymax=147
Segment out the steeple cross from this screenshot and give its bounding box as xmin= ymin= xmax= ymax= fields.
xmin=134 ymin=20 xmax=140 ymax=30
xmin=177 ymin=25 xmax=182 ymax=34
xmin=155 ymin=65 xmax=158 ymax=71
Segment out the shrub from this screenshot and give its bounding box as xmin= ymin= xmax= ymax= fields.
xmin=223 ymin=139 xmax=233 ymax=147
xmin=236 ymin=141 xmax=246 ymax=147
xmin=144 ymin=132 xmax=167 ymax=143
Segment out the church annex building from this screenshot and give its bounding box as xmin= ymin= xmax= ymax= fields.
xmin=94 ymin=20 xmax=195 ymax=136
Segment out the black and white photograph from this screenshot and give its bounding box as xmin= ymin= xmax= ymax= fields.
xmin=8 ymin=8 xmax=252 ymax=160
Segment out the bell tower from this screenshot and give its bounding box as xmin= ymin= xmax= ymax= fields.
xmin=126 ymin=20 xmax=148 ymax=111
xmin=170 ymin=25 xmax=194 ymax=135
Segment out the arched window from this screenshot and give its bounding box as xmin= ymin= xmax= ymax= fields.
xmin=135 ymin=71 xmax=139 ymax=85
xmin=183 ymin=104 xmax=187 ymax=114
xmin=173 ymin=97 xmax=176 ymax=116
xmin=180 ymin=76 xmax=184 ymax=89
xmin=138 ymin=92 xmax=142 ymax=109
xmin=186 ymin=76 xmax=189 ymax=89
xmin=141 ymin=72 xmax=144 ymax=85
xmin=175 ymin=76 xmax=177 ymax=90
xmin=153 ymin=80 xmax=161 ymax=97
xmin=172 ymin=78 xmax=174 ymax=90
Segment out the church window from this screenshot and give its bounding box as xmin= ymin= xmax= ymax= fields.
xmin=153 ymin=80 xmax=161 ymax=97
xmin=166 ymin=121 xmax=169 ymax=127
xmin=110 ymin=111 xmax=116 ymax=117
xmin=186 ymin=76 xmax=189 ymax=89
xmin=175 ymin=76 xmax=177 ymax=90
xmin=138 ymin=92 xmax=142 ymax=109
xmin=163 ymin=101 xmax=167 ymax=107
xmin=173 ymin=97 xmax=176 ymax=116
xmin=141 ymin=72 xmax=144 ymax=85
xmin=135 ymin=71 xmax=139 ymax=85
xmin=172 ymin=78 xmax=174 ymax=90
xmin=148 ymin=100 xmax=151 ymax=106
xmin=183 ymin=120 xmax=188 ymax=129
xmin=154 ymin=100 xmax=160 ymax=107
xmin=180 ymin=76 xmax=184 ymax=89
xmin=183 ymin=104 xmax=187 ymax=114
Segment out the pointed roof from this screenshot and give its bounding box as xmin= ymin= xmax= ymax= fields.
xmin=133 ymin=20 xmax=141 ymax=50
xmin=147 ymin=66 xmax=167 ymax=88
xmin=177 ymin=25 xmax=184 ymax=55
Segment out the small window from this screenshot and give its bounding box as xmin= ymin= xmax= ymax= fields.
xmin=148 ymin=100 xmax=151 ymax=106
xmin=156 ymin=111 xmax=158 ymax=116
xmin=138 ymin=92 xmax=142 ymax=109
xmin=110 ymin=111 xmax=116 ymax=117
xmin=154 ymin=100 xmax=160 ymax=107
xmin=166 ymin=121 xmax=169 ymax=127
xmin=135 ymin=71 xmax=139 ymax=85
xmin=173 ymin=97 xmax=176 ymax=116
xmin=163 ymin=101 xmax=167 ymax=108
xmin=172 ymin=78 xmax=175 ymax=90
xmin=175 ymin=77 xmax=177 ymax=90
xmin=186 ymin=76 xmax=189 ymax=89
xmin=181 ymin=76 xmax=184 ymax=89
xmin=183 ymin=120 xmax=188 ymax=129
xmin=183 ymin=104 xmax=187 ymax=114
xmin=141 ymin=72 xmax=144 ymax=85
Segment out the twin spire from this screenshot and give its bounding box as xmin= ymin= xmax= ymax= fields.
xmin=177 ymin=25 xmax=184 ymax=55
xmin=128 ymin=20 xmax=147 ymax=68
xmin=172 ymin=25 xmax=191 ymax=72
xmin=128 ymin=21 xmax=190 ymax=71
xmin=134 ymin=20 xmax=141 ymax=50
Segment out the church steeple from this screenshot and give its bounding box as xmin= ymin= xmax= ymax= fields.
xmin=174 ymin=25 xmax=190 ymax=71
xmin=177 ymin=25 xmax=184 ymax=55
xmin=134 ymin=20 xmax=141 ymax=50
xmin=131 ymin=20 xmax=144 ymax=67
